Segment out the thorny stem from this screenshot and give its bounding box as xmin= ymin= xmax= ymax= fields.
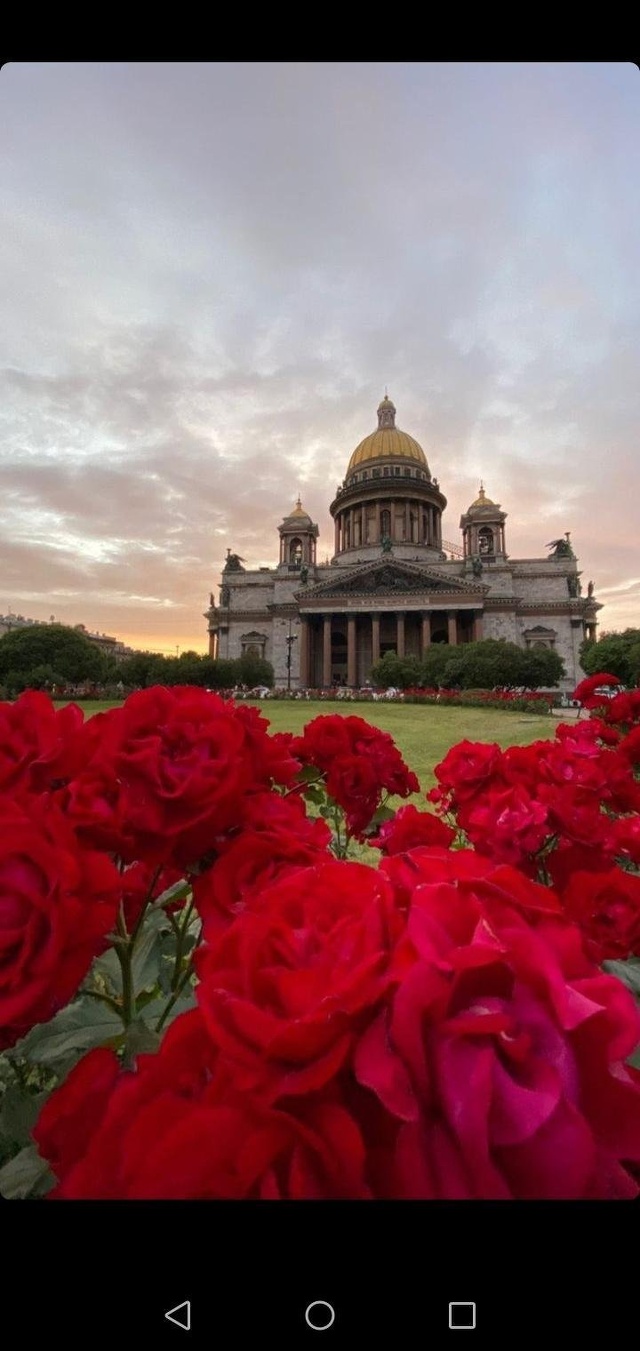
xmin=115 ymin=908 xmax=134 ymax=1027
xmin=170 ymin=898 xmax=196 ymax=993
xmin=156 ymin=914 xmax=202 ymax=1034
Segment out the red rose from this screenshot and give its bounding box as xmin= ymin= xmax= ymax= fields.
xmin=538 ymin=785 xmax=613 ymax=850
xmin=374 ymin=804 xmax=456 ymax=855
xmin=613 ymin=815 xmax=640 ymax=866
xmin=618 ymin=726 xmax=640 ymax=765
xmin=462 ymin=784 xmax=550 ymax=868
xmin=291 ymin=714 xmax=354 ymax=770
xmin=325 ymin=753 xmax=382 ymax=836
xmin=32 ymin=1046 xmax=121 ymax=1183
xmin=603 ymin=691 xmax=640 ymax=726
xmin=293 ymin=715 xmax=419 ymax=836
xmin=196 ymin=860 xmax=405 ymax=1100
xmin=59 ymin=767 xmax=132 ymax=856
xmin=0 ymin=796 xmax=121 ymax=1050
xmin=76 ymin=685 xmax=297 ymax=867
xmin=573 ymin=673 xmax=622 ymax=704
xmin=355 ymin=858 xmax=640 ymax=1198
xmin=34 ymin=1010 xmax=370 ymax=1198
xmin=380 ymin=845 xmax=496 ymax=911
xmin=561 ymin=869 xmax=640 ymax=963
xmin=192 ymin=791 xmax=331 ymax=932
xmin=430 ymin=740 xmax=504 ymax=807
xmin=0 ymin=690 xmax=87 ymax=797
xmin=554 ymin=718 xmax=620 ymax=750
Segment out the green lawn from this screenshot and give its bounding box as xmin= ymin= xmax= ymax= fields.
xmin=69 ymin=698 xmax=553 ymax=796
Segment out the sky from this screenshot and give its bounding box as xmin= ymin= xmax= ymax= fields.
xmin=1 ymin=61 xmax=638 ymax=654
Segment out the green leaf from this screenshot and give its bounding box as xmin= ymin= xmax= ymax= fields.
xmin=122 ymin=1018 xmax=162 ymax=1066
xmin=91 ymin=947 xmax=123 ymax=995
xmin=603 ymin=958 xmax=640 ymax=998
xmin=0 ymin=1085 xmax=49 ymax=1147
xmin=137 ymin=987 xmax=197 ymax=1031
xmin=628 ymin=1043 xmax=640 ymax=1071
xmin=130 ymin=909 xmax=168 ymax=995
xmin=364 ymin=804 xmax=396 ymax=832
xmin=152 ymin=879 xmax=191 ymax=910
xmin=0 ymin=1143 xmax=55 ymax=1199
xmin=157 ymin=956 xmax=176 ymax=997
xmin=297 ymin=764 xmax=323 ymax=784
xmin=14 ymin=998 xmax=123 ymax=1068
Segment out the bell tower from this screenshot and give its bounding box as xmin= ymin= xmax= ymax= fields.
xmin=460 ymin=484 xmax=507 ymax=561
xmin=277 ymin=497 xmax=319 ymax=571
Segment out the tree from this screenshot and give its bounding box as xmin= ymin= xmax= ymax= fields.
xmin=0 ymin=624 xmax=108 ymax=684
xmin=420 ymin=644 xmax=456 ymax=687
xmin=236 ymin=653 xmax=274 ymax=688
xmin=118 ymin=652 xmax=169 ymax=688
xmin=460 ymin=640 xmax=527 ymax=689
xmin=204 ymin=659 xmax=239 ymax=689
xmin=421 ymin=640 xmax=564 ymax=692
xmin=519 ymin=646 xmax=565 ymax=689
xmin=579 ymin=629 xmax=640 ymax=686
xmin=370 ymin=652 xmax=422 ymax=689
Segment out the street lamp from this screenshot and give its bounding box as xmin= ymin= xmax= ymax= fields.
xmin=282 ymin=617 xmax=299 ymax=692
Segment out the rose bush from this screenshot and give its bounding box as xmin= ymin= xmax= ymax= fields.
xmin=0 ymin=677 xmax=639 ymax=1200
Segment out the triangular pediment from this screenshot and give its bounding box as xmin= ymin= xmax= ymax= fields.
xmin=298 ymin=558 xmax=486 ymax=600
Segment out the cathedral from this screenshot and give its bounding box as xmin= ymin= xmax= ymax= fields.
xmin=205 ymin=396 xmax=600 ymax=691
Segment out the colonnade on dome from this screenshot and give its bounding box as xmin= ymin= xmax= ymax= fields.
xmin=333 ymin=496 xmax=443 ymax=554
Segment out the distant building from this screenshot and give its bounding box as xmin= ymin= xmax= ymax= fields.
xmin=206 ymin=394 xmax=601 ymax=691
xmin=0 ymin=614 xmax=140 ymax=663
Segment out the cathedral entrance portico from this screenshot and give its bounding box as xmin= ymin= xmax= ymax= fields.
xmin=300 ymin=600 xmax=482 ymax=687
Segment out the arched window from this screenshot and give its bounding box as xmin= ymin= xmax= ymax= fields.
xmin=478 ymin=527 xmax=494 ymax=556
xmin=289 ymin=538 xmax=303 ymax=566
xmin=380 ymin=509 xmax=391 ymax=539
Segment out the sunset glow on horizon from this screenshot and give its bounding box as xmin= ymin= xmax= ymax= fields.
xmin=2 ymin=62 xmax=639 ymax=653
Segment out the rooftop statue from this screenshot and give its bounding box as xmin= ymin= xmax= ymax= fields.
xmin=224 ymin=549 xmax=246 ymax=572
xmin=546 ymin=533 xmax=575 ymax=560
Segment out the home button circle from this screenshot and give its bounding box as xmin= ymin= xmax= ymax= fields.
xmin=305 ymin=1301 xmax=336 ymax=1331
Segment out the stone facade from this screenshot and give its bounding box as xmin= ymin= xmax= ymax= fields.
xmin=206 ymin=399 xmax=601 ymax=692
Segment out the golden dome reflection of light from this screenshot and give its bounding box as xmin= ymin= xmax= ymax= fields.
xmin=347 ymin=396 xmax=429 ymax=474
xmin=286 ymin=495 xmax=311 ymax=519
xmin=468 ymin=482 xmax=496 ymax=510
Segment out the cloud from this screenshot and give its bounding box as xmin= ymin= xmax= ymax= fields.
xmin=0 ymin=62 xmax=638 ymax=648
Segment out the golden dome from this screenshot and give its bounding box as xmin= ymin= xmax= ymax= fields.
xmin=347 ymin=395 xmax=429 ymax=474
xmin=468 ymin=483 xmax=496 ymax=510
xmin=283 ymin=495 xmax=311 ymax=522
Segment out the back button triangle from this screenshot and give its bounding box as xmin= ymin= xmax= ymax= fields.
xmin=165 ymin=1301 xmax=191 ymax=1331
